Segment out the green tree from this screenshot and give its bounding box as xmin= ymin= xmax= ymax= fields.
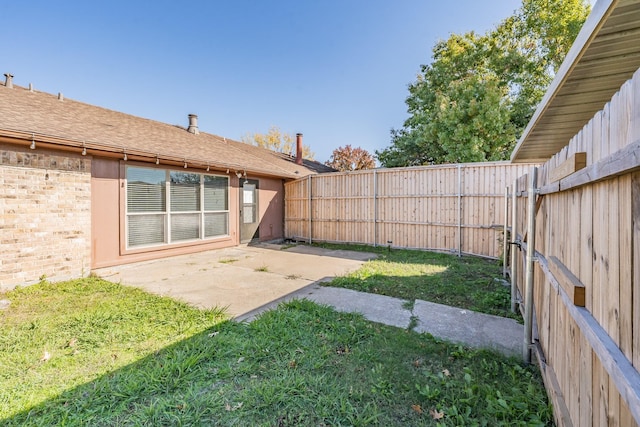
xmin=325 ymin=145 xmax=376 ymax=171
xmin=242 ymin=126 xmax=315 ymax=160
xmin=377 ymin=0 xmax=590 ymax=166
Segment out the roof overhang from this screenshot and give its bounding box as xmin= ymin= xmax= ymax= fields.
xmin=0 ymin=128 xmax=302 ymax=179
xmin=511 ymin=0 xmax=640 ymax=162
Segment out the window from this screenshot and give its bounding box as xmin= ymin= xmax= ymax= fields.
xmin=126 ymin=166 xmax=229 ymax=248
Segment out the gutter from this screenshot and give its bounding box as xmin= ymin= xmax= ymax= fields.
xmin=0 ymin=128 xmax=302 ymax=180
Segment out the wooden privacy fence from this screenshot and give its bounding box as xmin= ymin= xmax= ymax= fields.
xmin=507 ymin=70 xmax=640 ymax=426
xmin=285 ymin=162 xmax=535 ymax=258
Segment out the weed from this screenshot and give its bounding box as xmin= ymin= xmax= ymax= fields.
xmin=407 ymin=315 xmax=419 ymax=331
xmin=255 ymin=266 xmax=269 ymax=272
xmin=219 ymin=258 xmax=239 ymax=264
xmin=402 ymin=300 xmax=415 ymax=310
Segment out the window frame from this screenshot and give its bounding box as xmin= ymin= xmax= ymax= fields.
xmin=125 ymin=165 xmax=230 ymax=250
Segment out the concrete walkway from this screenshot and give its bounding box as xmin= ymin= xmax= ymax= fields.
xmin=244 ymin=284 xmax=524 ymax=357
xmin=94 ymin=244 xmax=523 ymax=357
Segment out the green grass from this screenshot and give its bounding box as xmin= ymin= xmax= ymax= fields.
xmin=1 ymin=280 xmax=551 ymax=425
xmin=0 ymin=278 xmax=227 ymax=422
xmin=315 ymin=243 xmax=518 ymax=320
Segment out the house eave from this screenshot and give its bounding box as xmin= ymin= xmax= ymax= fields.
xmin=0 ymin=128 xmax=301 ymax=179
xmin=511 ymin=0 xmax=640 ymax=162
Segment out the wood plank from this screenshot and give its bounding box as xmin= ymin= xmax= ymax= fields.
xmin=533 ymin=344 xmax=574 ymax=427
xmin=618 ymin=177 xmax=633 ymax=361
xmin=537 ymin=254 xmax=640 ymax=425
xmin=549 ymin=256 xmax=586 ymax=307
xmin=579 ymin=332 xmax=593 ymax=427
xmin=595 ymin=357 xmax=610 ymax=426
xmin=608 ymin=177 xmax=621 ymax=346
xmin=633 ymin=171 xmax=640 ymax=371
xmin=580 ymin=185 xmax=594 ymax=313
xmin=620 ymin=399 xmax=635 ymax=427
xmin=540 ymin=138 xmax=640 ymax=194
xmin=569 ymin=316 xmax=580 ymax=425
xmin=549 ymin=152 xmax=587 ymax=182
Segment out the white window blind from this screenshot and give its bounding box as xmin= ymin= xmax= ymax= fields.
xmin=170 ymin=172 xmax=201 ymax=212
xmin=127 ymin=168 xmax=166 ymax=212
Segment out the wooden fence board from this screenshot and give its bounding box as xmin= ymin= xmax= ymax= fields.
xmin=510 ymin=68 xmax=640 ymax=427
xmin=285 ymin=162 xmax=533 ymax=257
xmin=633 ymin=171 xmax=640 ymax=371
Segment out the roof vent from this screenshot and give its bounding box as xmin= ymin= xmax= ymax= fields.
xmin=58 ymin=92 xmax=64 ymax=101
xmin=4 ymin=73 xmax=13 ymax=88
xmin=187 ymin=114 xmax=199 ymax=135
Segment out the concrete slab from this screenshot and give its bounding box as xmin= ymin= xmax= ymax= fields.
xmin=412 ymin=299 xmax=523 ymax=357
xmin=242 ymin=284 xmax=414 ymax=328
xmin=93 ymin=244 xmax=374 ymax=319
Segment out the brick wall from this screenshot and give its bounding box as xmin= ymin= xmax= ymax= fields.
xmin=0 ymin=145 xmax=91 ymax=290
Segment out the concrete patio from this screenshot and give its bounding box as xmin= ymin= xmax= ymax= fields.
xmin=93 ymin=243 xmax=374 ymax=318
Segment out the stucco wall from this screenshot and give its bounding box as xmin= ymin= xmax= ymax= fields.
xmin=257 ymin=177 xmax=284 ymax=241
xmin=91 ymin=159 xmax=243 ymax=269
xmin=0 ymin=145 xmax=91 ymax=290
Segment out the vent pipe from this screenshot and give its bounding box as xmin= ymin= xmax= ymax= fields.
xmin=187 ymin=114 xmax=200 ymax=135
xmin=4 ymin=73 xmax=13 ymax=88
xmin=295 ymin=133 xmax=303 ymax=165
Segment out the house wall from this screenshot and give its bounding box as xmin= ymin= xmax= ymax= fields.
xmin=91 ymin=159 xmax=288 ymax=269
xmin=0 ymin=144 xmax=91 ymax=290
xmin=257 ymin=177 xmax=284 ymax=241
xmin=91 ymin=158 xmax=245 ymax=269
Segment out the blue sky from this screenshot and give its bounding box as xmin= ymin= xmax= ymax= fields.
xmin=3 ymin=1 xmax=541 ymax=163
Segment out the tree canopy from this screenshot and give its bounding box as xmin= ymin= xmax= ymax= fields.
xmin=376 ymin=0 xmax=590 ymax=167
xmin=325 ymin=145 xmax=376 ymax=171
xmin=242 ymin=126 xmax=315 ymax=160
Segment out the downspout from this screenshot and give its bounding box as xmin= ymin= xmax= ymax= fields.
xmin=510 ymin=178 xmax=519 ymax=313
xmin=523 ymin=167 xmax=538 ymax=363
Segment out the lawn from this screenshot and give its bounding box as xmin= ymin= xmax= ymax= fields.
xmin=0 ymin=277 xmax=551 ymax=426
xmin=315 ymin=243 xmax=518 ymax=320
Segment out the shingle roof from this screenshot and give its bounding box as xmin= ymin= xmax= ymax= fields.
xmin=0 ymin=83 xmax=327 ymax=178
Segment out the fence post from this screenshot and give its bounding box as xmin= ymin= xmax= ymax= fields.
xmin=510 ymin=178 xmax=519 ymax=313
xmin=308 ymin=175 xmax=312 ymax=244
xmin=503 ymin=185 xmax=509 ymax=278
xmin=457 ymin=164 xmax=463 ymax=257
xmin=373 ymin=169 xmax=378 ymax=247
xmin=523 ymin=167 xmax=538 ymax=363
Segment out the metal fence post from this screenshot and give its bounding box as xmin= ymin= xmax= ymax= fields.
xmin=457 ymin=164 xmax=462 ymax=257
xmin=308 ymin=175 xmax=312 ymax=244
xmin=510 ymin=178 xmax=519 ymax=313
xmin=373 ymin=169 xmax=378 ymax=247
xmin=523 ymin=167 xmax=538 ymax=363
xmin=503 ymin=185 xmax=509 ymax=278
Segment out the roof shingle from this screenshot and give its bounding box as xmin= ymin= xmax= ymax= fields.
xmin=0 ymin=83 xmax=329 ymax=178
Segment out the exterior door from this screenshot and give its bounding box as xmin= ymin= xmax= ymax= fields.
xmin=240 ymin=179 xmax=259 ymax=243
